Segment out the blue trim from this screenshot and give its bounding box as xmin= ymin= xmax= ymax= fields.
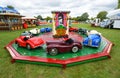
xmin=0 ymin=6 xmax=3 ymax=11
xmin=0 ymin=6 xmax=19 ymax=14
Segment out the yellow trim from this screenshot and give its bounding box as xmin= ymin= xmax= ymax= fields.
xmin=66 ymin=14 xmax=69 ymax=35
xmin=52 ymin=13 xmax=56 ymax=35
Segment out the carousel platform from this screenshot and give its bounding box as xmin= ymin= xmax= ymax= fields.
xmin=5 ymin=32 xmax=113 ymax=68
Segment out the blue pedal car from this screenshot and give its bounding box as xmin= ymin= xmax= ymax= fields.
xmin=40 ymin=27 xmax=52 ymax=33
xmin=46 ymin=27 xmax=52 ymax=32
xmin=83 ymin=34 xmax=101 ymax=47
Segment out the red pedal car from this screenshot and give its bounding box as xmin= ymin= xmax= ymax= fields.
xmin=15 ymin=36 xmax=44 ymax=49
xmin=46 ymin=38 xmax=82 ymax=56
xmin=69 ymin=27 xmax=78 ymax=32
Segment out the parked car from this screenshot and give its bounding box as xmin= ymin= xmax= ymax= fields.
xmin=15 ymin=36 xmax=44 ymax=49
xmin=29 ymin=28 xmax=40 ymax=35
xmin=83 ymin=34 xmax=101 ymax=47
xmin=46 ymin=38 xmax=82 ymax=56
xmin=100 ymin=19 xmax=114 ymax=28
xmin=36 ymin=21 xmax=47 ymax=26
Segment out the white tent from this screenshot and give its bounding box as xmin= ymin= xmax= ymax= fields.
xmin=107 ymin=9 xmax=120 ymax=19
xmin=107 ymin=9 xmax=120 ymax=28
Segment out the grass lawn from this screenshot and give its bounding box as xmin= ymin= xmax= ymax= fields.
xmin=0 ymin=23 xmax=120 ymax=78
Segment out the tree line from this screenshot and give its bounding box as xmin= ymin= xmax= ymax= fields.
xmin=6 ymin=5 xmax=111 ymax=22
xmin=36 ymin=11 xmax=108 ymax=22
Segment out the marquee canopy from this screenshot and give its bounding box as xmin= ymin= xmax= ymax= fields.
xmin=107 ymin=9 xmax=120 ymax=19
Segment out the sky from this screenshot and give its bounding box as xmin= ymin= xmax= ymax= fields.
xmin=0 ymin=0 xmax=118 ymax=18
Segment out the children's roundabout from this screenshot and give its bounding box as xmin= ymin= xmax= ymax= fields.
xmin=5 ymin=11 xmax=113 ymax=68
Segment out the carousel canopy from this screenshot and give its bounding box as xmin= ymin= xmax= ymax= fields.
xmin=0 ymin=6 xmax=24 ymax=17
xmin=107 ymin=9 xmax=120 ymax=19
xmin=0 ymin=6 xmax=3 ymax=11
xmin=0 ymin=6 xmax=19 ymax=14
xmin=3 ymin=7 xmax=19 ymax=14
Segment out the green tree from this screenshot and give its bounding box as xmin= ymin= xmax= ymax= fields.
xmin=35 ymin=15 xmax=43 ymax=20
xmin=118 ymin=0 xmax=120 ymax=8
xmin=80 ymin=12 xmax=89 ymax=21
xmin=45 ymin=16 xmax=52 ymax=22
xmin=90 ymin=17 xmax=95 ymax=20
xmin=7 ymin=5 xmax=14 ymax=9
xmin=75 ymin=12 xmax=89 ymax=22
xmin=71 ymin=17 xmax=76 ymax=20
xmin=97 ymin=11 xmax=108 ymax=21
xmin=76 ymin=16 xmax=81 ymax=21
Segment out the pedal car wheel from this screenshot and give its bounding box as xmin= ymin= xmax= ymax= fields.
xmin=49 ymin=48 xmax=58 ymax=56
xmin=26 ymin=44 xmax=31 ymax=50
xmin=72 ymin=46 xmax=79 ymax=53
xmin=97 ymin=42 xmax=101 ymax=48
xmin=16 ymin=42 xmax=20 ymax=47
